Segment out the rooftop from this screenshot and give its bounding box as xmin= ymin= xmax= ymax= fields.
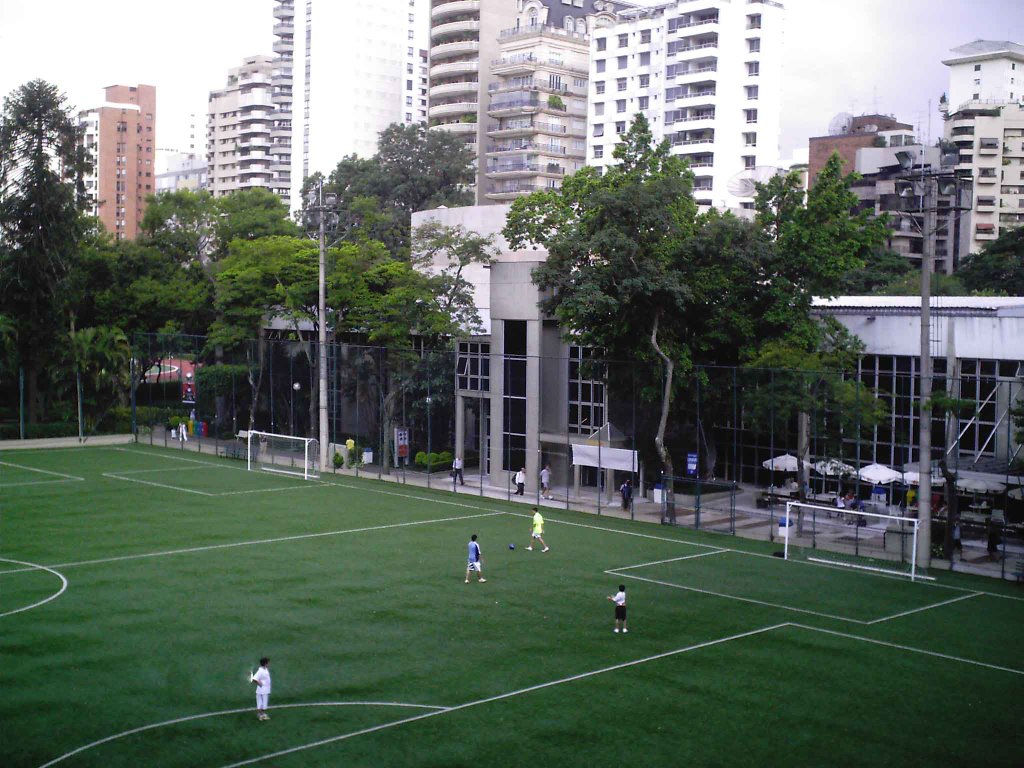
xmin=813 ymin=296 xmax=1024 ymax=317
xmin=942 ymin=39 xmax=1024 ymax=65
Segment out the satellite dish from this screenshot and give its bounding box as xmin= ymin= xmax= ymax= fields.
xmin=828 ymin=112 xmax=854 ymax=136
xmin=726 ymin=166 xmax=784 ymax=198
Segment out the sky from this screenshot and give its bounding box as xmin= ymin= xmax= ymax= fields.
xmin=2 ymin=0 xmax=1023 ymax=171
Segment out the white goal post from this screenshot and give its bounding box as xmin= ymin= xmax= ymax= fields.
xmin=782 ymin=501 xmax=923 ymax=582
xmin=246 ymin=431 xmax=320 ymax=481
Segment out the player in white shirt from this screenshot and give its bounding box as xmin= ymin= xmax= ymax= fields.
xmin=252 ymin=657 xmax=272 ymax=720
xmin=607 ymin=585 xmax=628 ymax=633
xmin=465 ymin=534 xmax=486 ymax=583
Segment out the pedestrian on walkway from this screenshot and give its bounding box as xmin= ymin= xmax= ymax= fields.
xmin=514 ymin=467 xmax=526 ymax=496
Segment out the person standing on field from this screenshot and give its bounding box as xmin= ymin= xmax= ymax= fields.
xmin=252 ymin=657 xmax=271 ymax=720
xmin=526 ymin=507 xmax=549 ymax=552
xmin=619 ymin=479 xmax=633 ymax=510
xmin=607 ymin=585 xmax=628 ymax=633
xmin=465 ymin=534 xmax=486 ymax=583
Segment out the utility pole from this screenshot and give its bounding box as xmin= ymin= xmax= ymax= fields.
xmin=917 ymin=177 xmax=936 ymax=569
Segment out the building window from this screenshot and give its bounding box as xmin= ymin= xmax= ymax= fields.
xmin=615 ymin=121 xmax=626 ymax=134
xmin=639 ymin=74 xmax=650 ymax=88
xmin=568 ymin=346 xmax=605 ymax=435
xmin=640 ymin=51 xmax=650 ymax=66
xmin=594 ymin=145 xmax=604 ymax=159
xmin=973 ymin=92 xmax=980 ymax=99
xmin=501 ymin=321 xmax=527 ymax=472
xmin=747 ymin=13 xmax=761 ymax=29
xmin=748 ymin=38 xmax=760 ymax=53
xmin=618 ymin=33 xmax=628 ymax=47
xmin=746 ymin=85 xmax=759 ymax=100
xmin=616 ymin=99 xmax=626 ymax=113
xmin=745 ymin=109 xmax=758 ymax=123
xmin=639 ymin=96 xmax=649 ymax=110
xmin=596 ymin=38 xmax=606 ymax=52
xmin=594 ymin=102 xmax=605 ymax=116
xmin=596 ymin=59 xmax=606 ymax=73
xmin=743 ymin=132 xmax=757 ymax=147
xmin=641 ymin=29 xmax=651 ymax=44
xmin=593 ymin=123 xmax=604 ymax=137
xmin=617 ymin=56 xmax=627 ymax=69
xmin=595 ymin=81 xmax=605 ymax=94
xmin=457 ymin=342 xmax=491 ymax=392
xmin=743 ymin=155 xmax=756 ymax=169
xmin=565 ymin=16 xmax=574 ymax=30
xmin=746 ymin=61 xmax=760 ymax=76
xmin=974 ymin=63 xmax=981 ymax=71
xmin=617 ymin=78 xmax=627 ymax=91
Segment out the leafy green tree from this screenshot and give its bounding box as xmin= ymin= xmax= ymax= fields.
xmin=876 ymin=271 xmax=967 ymax=296
xmin=0 ymin=80 xmax=91 ymax=422
xmin=956 ymin=226 xmax=1024 ymax=295
xmin=212 ymin=188 xmax=298 ymax=254
xmin=838 ymin=248 xmax=912 ymax=294
xmin=505 ymin=114 xmax=698 ymax=511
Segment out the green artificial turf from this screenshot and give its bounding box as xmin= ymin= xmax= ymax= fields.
xmin=1 ymin=445 xmax=1021 ymax=767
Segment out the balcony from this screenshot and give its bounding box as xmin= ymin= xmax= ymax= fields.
xmin=976 ymin=197 xmax=996 ymax=210
xmin=273 ymin=3 xmax=294 ymax=21
xmin=486 ymin=142 xmax=569 ymax=156
xmin=430 ymin=39 xmax=480 ymax=61
xmin=430 ymin=80 xmax=479 ymax=99
xmin=273 ymin=22 xmax=294 ymax=36
xmin=429 ymin=101 xmax=479 ymax=119
xmin=273 ymin=39 xmax=294 ymax=55
xmin=431 ymin=19 xmax=480 ymax=42
xmin=431 ymin=121 xmax=478 ymax=135
xmin=431 ymin=0 xmax=480 ymax=22
xmin=485 ymin=182 xmax=541 ymax=201
xmin=974 ymin=224 xmax=997 ymax=240
xmin=430 ymin=59 xmax=479 ymax=79
xmin=977 ymin=170 xmax=998 ymax=184
xmin=978 ymin=138 xmax=1000 ymax=155
xmin=498 ymin=24 xmax=587 ymax=43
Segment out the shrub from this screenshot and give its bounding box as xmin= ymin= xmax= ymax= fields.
xmin=333 ymin=451 xmax=344 ymax=469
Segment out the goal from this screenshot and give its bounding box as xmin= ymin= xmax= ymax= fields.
xmin=246 ymin=431 xmax=320 ymax=480
xmin=780 ymin=501 xmax=924 ymax=581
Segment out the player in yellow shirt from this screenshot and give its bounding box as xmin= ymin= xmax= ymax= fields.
xmin=526 ymin=507 xmax=549 ymax=552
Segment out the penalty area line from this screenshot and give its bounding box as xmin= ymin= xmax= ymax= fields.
xmin=0 ymin=460 xmax=85 ymax=481
xmin=215 ymin=623 xmax=791 ymax=768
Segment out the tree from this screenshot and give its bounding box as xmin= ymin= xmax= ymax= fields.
xmin=320 ymin=123 xmax=475 ymax=256
xmin=838 ymin=248 xmax=912 ymax=294
xmin=505 ymin=114 xmax=698 ymax=515
xmin=876 ymin=271 xmax=968 ymax=296
xmin=957 ymin=226 xmax=1024 ymax=295
xmin=0 ymin=80 xmax=90 ymax=422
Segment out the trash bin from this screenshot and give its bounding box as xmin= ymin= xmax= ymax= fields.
xmin=362 ymin=448 xmax=373 ymax=465
xmin=778 ymin=516 xmax=794 ymax=537
xmin=200 ymin=421 xmax=209 ymax=437
xmin=652 ymin=483 xmax=664 ymax=504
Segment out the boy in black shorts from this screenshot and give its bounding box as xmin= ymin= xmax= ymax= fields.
xmin=607 ymin=584 xmax=627 ymax=633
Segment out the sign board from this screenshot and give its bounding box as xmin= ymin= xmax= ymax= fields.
xmin=686 ymin=452 xmax=698 ymax=476
xmin=394 ymin=427 xmax=410 ymax=460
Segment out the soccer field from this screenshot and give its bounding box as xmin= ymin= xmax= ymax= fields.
xmin=2 ymin=445 xmax=1022 ymax=767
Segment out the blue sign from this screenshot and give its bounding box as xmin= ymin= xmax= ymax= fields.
xmin=686 ymin=452 xmax=698 ymax=476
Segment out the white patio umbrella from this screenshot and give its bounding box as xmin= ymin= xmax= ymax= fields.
xmin=762 ymin=454 xmax=799 ymax=473
xmin=857 ymin=463 xmax=903 ymax=485
xmin=956 ymin=476 xmax=1006 ymax=494
xmin=812 ymin=459 xmax=855 ymax=477
xmin=1008 ymin=487 xmax=1024 ymax=500
xmin=901 ymin=471 xmax=945 ymax=487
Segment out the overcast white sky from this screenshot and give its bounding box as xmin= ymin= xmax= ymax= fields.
xmin=2 ymin=0 xmax=1022 ymax=171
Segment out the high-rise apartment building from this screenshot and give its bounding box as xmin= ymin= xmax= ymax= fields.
xmin=270 ymin=0 xmax=295 ymax=205
xmin=77 ymin=84 xmax=157 ymax=240
xmin=155 ymin=153 xmax=209 ymax=195
xmin=207 ymin=56 xmax=276 ymax=197
xmin=483 ymin=1 xmax=619 ymax=202
xmin=587 ymin=0 xmax=784 ymax=209
xmin=942 ymin=40 xmax=1024 ymax=252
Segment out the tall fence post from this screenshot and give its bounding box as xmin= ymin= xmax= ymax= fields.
xmin=19 ymin=367 xmax=25 ymax=439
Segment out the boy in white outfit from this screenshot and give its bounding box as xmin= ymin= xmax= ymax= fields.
xmin=252 ymin=657 xmax=272 ymax=720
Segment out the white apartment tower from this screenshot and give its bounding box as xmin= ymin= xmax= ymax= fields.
xmin=942 ymin=40 xmax=1024 ymax=253
xmin=483 ymin=1 xmax=620 ymax=203
xmin=270 ymin=0 xmax=294 ymax=205
xmin=207 ymin=56 xmax=276 ymax=197
xmin=587 ymin=0 xmax=784 ymax=209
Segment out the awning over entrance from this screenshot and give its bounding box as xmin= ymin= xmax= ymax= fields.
xmin=571 ymin=444 xmax=638 ymax=472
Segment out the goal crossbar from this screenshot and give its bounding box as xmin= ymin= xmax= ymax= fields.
xmin=782 ymin=501 xmax=921 ymax=582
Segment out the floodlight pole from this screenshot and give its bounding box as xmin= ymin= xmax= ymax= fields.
xmin=917 ymin=177 xmax=935 ymax=570
xmin=318 ymin=190 xmax=328 ymax=473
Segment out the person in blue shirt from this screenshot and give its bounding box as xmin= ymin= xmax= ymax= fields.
xmin=465 ymin=534 xmax=486 ymax=584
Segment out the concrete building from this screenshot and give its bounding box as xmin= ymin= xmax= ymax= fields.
xmin=483 ymin=1 xmax=618 ymax=202
xmin=270 ymin=0 xmax=295 ymax=205
xmin=155 ymin=153 xmax=208 ymax=195
xmin=77 ymin=84 xmax=157 ymax=240
xmin=941 ymin=41 xmax=1024 ymax=253
xmin=206 ymin=55 xmax=276 ymax=197
xmin=587 ymin=0 xmax=784 ymax=209
xmin=807 ymin=114 xmax=913 ymax=185
xmin=299 ymin=0 xmax=430 ymax=182
xmin=850 ymin=139 xmax=970 ymax=276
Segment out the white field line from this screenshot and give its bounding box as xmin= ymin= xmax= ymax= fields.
xmin=102 ymin=472 xmax=216 ymax=496
xmin=0 ymin=460 xmax=85 ymax=481
xmin=789 ymin=623 xmax=1024 ymax=676
xmin=605 ymin=570 xmax=870 ymax=624
xmin=0 ymin=557 xmax=68 ymax=618
xmin=0 ymin=479 xmax=81 ymax=489
xmin=866 ymin=592 xmax=984 ymax=624
xmin=217 ymin=484 xmax=327 ymax=497
xmin=0 ymin=511 xmax=507 ymax=576
xmin=610 ymin=550 xmax=729 ymax=572
xmin=216 ymin=623 xmax=791 ymax=768
xmin=37 ymin=701 xmax=450 ymax=768
xmin=112 ymin=465 xmax=222 ymax=475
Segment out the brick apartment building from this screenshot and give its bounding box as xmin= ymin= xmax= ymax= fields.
xmin=78 ymin=85 xmax=157 ymax=240
xmin=808 ymin=113 xmax=911 ymax=184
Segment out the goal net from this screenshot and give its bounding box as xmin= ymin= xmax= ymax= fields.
xmin=246 ymin=431 xmax=320 ymax=480
xmin=780 ymin=501 xmax=923 ymax=581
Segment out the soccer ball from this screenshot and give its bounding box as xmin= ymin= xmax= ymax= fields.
xmin=509 ymin=543 xmax=515 ymax=550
